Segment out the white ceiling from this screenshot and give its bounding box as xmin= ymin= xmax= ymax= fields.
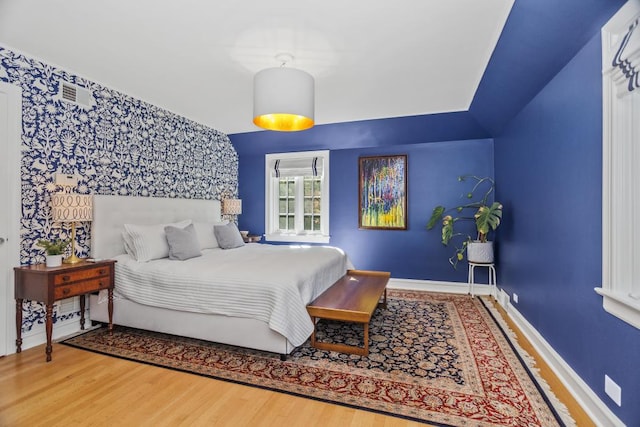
xmin=0 ymin=0 xmax=513 ymax=135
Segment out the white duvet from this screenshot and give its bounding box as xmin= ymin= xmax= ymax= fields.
xmin=111 ymin=244 xmax=352 ymax=346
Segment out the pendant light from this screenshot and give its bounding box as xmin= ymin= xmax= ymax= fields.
xmin=253 ymin=53 xmax=315 ymax=132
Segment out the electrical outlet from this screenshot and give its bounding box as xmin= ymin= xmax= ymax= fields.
xmin=605 ymin=375 xmax=622 ymax=406
xmin=513 ymin=293 xmax=519 ymax=304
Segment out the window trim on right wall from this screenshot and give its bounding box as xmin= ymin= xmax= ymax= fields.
xmin=596 ymin=0 xmax=640 ymax=329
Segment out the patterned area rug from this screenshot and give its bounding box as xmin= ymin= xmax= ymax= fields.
xmin=61 ymin=290 xmax=573 ymax=427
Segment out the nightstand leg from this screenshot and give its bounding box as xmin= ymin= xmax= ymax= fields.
xmin=15 ymin=298 xmax=22 ymax=353
xmin=107 ymin=288 xmax=114 ymax=333
xmin=79 ymin=295 xmax=86 ymax=330
xmin=45 ymin=304 xmax=53 ymax=362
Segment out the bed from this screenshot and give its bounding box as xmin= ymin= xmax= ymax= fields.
xmin=88 ymin=195 xmax=351 ymax=357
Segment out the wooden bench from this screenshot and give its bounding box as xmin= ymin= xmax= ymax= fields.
xmin=306 ymin=269 xmax=390 ymax=356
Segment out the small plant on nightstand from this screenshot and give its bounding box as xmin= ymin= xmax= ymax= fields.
xmin=36 ymin=238 xmax=70 ymax=267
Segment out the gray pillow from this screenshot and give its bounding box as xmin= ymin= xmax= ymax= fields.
xmin=164 ymin=223 xmax=202 ymax=260
xmin=213 ymin=222 xmax=245 ymax=249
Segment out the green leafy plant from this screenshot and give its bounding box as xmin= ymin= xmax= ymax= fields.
xmin=426 ymin=175 xmax=503 ymax=268
xmin=36 ymin=238 xmax=70 ymax=256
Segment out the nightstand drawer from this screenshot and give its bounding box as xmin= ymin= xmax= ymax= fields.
xmin=54 ymin=277 xmax=111 ymax=299
xmin=54 ymin=266 xmax=110 ymax=285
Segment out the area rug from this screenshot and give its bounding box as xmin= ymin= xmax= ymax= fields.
xmin=61 ymin=290 xmax=574 ymax=427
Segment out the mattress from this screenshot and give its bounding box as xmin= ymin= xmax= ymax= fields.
xmin=108 ymin=244 xmax=352 ymax=346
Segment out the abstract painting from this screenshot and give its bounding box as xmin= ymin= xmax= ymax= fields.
xmin=359 ymin=155 xmax=407 ymax=229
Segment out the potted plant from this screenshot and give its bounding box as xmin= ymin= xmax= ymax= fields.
xmin=426 ymin=175 xmax=503 ymax=268
xmin=37 ymin=238 xmax=70 ymax=267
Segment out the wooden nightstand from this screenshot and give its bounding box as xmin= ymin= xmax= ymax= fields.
xmin=14 ymin=259 xmax=116 ymax=362
xmin=243 ymin=234 xmax=262 ymax=243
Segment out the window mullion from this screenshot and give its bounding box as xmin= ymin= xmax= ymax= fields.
xmin=270 ymin=177 xmax=278 ymax=234
xmin=294 ymin=177 xmax=305 ymax=233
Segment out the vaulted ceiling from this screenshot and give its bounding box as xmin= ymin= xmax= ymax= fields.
xmin=0 ymin=0 xmax=626 ymax=138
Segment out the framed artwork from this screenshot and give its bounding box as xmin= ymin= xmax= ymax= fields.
xmin=358 ymin=154 xmax=407 ymax=230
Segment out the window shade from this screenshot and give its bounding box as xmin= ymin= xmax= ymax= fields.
xmin=270 ymin=156 xmax=323 ymax=178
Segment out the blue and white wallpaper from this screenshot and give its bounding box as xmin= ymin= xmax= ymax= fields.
xmin=0 ymin=45 xmax=238 ymax=332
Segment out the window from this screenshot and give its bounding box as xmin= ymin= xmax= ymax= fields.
xmin=265 ymin=151 xmax=330 ymax=243
xmin=596 ymin=2 xmax=640 ymax=329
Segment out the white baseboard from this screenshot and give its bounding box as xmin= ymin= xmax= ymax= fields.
xmin=504 ymin=301 xmax=624 ymax=427
xmin=388 ymin=277 xmax=493 ymax=295
xmin=15 ymin=317 xmax=84 ymax=354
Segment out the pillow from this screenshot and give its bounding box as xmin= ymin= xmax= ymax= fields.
xmin=124 ymin=219 xmax=191 ymax=262
xmin=213 ymin=222 xmax=245 ymax=250
xmin=192 ymin=221 xmax=228 ymax=250
xmin=165 ymin=223 xmax=202 ymax=260
xmin=122 ymin=231 xmax=137 ymax=259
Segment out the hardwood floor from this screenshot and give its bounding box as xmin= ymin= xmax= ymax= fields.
xmin=0 ymin=341 xmax=424 ymax=427
xmin=0 ymin=299 xmax=593 ymax=427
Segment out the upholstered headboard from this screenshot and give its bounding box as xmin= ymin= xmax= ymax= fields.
xmin=91 ymin=195 xmax=221 ymax=259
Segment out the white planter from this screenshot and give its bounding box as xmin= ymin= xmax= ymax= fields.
xmin=45 ymin=255 xmax=63 ymax=268
xmin=467 ymin=241 xmax=494 ymax=263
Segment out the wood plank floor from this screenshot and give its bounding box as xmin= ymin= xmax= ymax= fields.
xmin=0 ymin=299 xmax=594 ymax=427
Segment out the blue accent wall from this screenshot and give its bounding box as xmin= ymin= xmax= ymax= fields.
xmin=232 ymin=119 xmax=493 ymax=283
xmin=231 ymin=111 xmax=490 ymax=155
xmin=494 ymin=34 xmax=640 ymax=424
xmin=469 ymin=0 xmax=626 ymax=136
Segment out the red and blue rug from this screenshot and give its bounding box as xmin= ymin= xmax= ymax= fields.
xmin=62 ymin=290 xmax=574 ymax=426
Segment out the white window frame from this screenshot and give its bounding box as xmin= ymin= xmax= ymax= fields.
xmin=265 ymin=150 xmax=330 ymax=243
xmin=596 ymin=1 xmax=640 ymax=329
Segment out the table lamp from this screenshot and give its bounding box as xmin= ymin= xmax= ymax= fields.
xmin=222 ymin=198 xmax=242 ymax=221
xmin=51 ymin=192 xmax=93 ymax=264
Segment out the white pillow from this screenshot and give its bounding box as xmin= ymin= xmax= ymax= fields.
xmin=122 ymin=231 xmax=137 ymax=259
xmin=192 ymin=221 xmax=227 ymax=249
xmin=124 ymin=219 xmax=192 ymax=262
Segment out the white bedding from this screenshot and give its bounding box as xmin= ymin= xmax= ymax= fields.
xmin=110 ymin=244 xmax=352 ymax=346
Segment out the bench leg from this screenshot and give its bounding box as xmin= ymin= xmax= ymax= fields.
xmin=309 ymin=320 xmax=370 ymax=356
xmin=378 ymin=288 xmax=388 ymax=309
xmin=363 ymin=323 xmax=369 ymax=356
xmin=310 ymin=316 xmax=317 ymax=348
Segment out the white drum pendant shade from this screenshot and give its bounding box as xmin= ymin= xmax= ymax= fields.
xmin=253 ymin=67 xmax=315 ymax=132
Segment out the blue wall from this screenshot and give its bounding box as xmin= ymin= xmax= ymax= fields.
xmin=233 ymin=123 xmax=493 ymax=283
xmin=494 ymin=34 xmax=640 ymax=424
xmin=328 ymin=140 xmax=493 ymax=282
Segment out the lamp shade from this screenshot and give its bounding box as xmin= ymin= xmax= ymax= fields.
xmin=253 ymin=67 xmax=314 ymax=132
xmin=51 ymin=193 xmax=93 ymax=222
xmin=222 ymin=199 xmax=242 ymax=215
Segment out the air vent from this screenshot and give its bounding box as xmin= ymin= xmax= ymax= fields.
xmin=62 ymin=83 xmax=77 ymax=102
xmin=55 ymin=81 xmax=96 ymax=109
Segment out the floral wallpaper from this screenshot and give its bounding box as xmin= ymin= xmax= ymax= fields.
xmin=0 ymin=45 xmax=239 ymax=332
